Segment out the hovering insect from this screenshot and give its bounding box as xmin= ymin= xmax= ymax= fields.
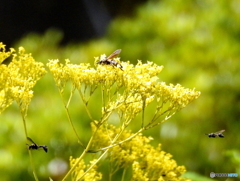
xmin=97 ymin=49 xmax=123 ymax=70
xmin=205 ymin=130 xmax=225 ymax=138
xmin=27 ymin=137 xmax=48 ymax=152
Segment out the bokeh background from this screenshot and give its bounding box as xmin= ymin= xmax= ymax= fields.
xmin=1 ymin=0 xmax=240 ymax=180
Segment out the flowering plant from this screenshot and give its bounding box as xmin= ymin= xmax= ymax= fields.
xmin=0 ymin=43 xmax=200 ymax=180
xmin=47 ymin=51 xmax=200 ymax=181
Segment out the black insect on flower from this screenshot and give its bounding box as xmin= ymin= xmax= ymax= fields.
xmin=97 ymin=49 xmax=123 ymax=70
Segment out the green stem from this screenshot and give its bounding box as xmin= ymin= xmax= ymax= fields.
xmin=64 ymin=105 xmax=84 ymax=147
xmin=121 ymin=168 xmax=127 ymax=181
xmin=61 ymin=124 xmax=99 ymax=180
xmin=87 ymin=127 xmax=144 ymax=153
xmin=77 ymin=124 xmax=127 ymax=181
xmin=20 ymin=107 xmax=39 ymax=181
xmin=77 ymin=148 xmax=109 ymax=181
xmin=78 ymin=89 xmax=94 ymax=122
xmin=141 ymin=98 xmax=146 ymax=128
xmin=28 ymin=150 xmax=39 ymax=181
xmin=60 ymin=87 xmax=84 ymax=147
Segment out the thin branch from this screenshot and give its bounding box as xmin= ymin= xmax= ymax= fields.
xmin=59 ymin=87 xmax=84 ymax=147
xmin=141 ymin=98 xmax=146 ymax=128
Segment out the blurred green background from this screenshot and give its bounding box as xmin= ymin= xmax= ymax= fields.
xmin=1 ymin=0 xmax=240 ymax=180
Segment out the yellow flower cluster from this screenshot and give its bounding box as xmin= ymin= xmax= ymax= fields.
xmin=69 ymin=157 xmax=102 ymax=181
xmin=47 ymin=58 xmax=163 ymax=90
xmin=72 ymin=124 xmax=190 ymax=181
xmin=0 ymin=43 xmax=46 ymax=114
xmin=47 ymin=56 xmax=200 ymax=126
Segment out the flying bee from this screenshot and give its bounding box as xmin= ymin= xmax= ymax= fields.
xmin=97 ymin=49 xmax=123 ymax=70
xmin=27 ymin=137 xmax=48 ymax=152
xmin=205 ymin=130 xmax=225 ymax=138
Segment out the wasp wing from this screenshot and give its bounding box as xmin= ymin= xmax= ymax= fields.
xmin=27 ymin=137 xmax=37 ymax=145
xmin=214 ymin=130 xmax=225 ymax=134
xmin=107 ymin=49 xmax=122 ymax=59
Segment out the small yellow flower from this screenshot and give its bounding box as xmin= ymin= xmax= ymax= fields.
xmin=0 ymin=42 xmax=15 ymax=64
